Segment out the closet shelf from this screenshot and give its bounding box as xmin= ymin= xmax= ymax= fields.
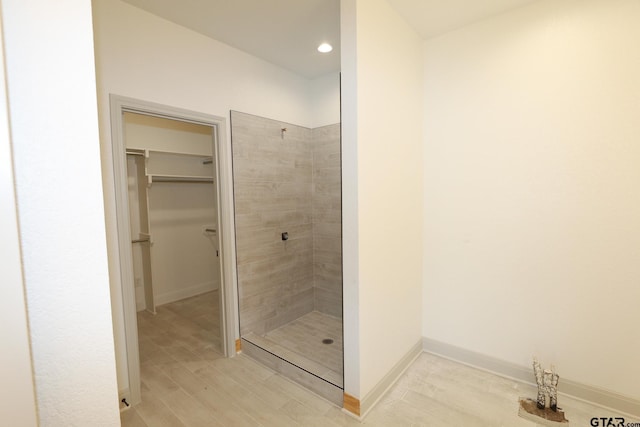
xmin=126 ymin=148 xmax=212 ymax=158
xmin=148 ymin=174 xmax=214 ymax=185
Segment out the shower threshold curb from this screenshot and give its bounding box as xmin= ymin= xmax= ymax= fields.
xmin=241 ymin=338 xmax=344 ymax=407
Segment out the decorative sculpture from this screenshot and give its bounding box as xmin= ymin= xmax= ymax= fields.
xmin=534 ymin=357 xmax=560 ymax=411
xmin=518 ymin=358 xmax=568 ymax=425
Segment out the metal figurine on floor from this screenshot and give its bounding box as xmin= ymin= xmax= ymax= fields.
xmin=518 ymin=358 xmax=568 ymax=425
xmin=534 ymin=358 xmax=560 ymax=411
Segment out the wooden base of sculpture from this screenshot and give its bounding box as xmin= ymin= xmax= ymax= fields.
xmin=518 ymin=398 xmax=569 ymax=425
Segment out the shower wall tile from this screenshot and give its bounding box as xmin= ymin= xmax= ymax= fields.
xmin=232 ymin=111 xmax=315 ymax=336
xmin=312 ymin=223 xmax=341 ymax=238
xmin=312 ymin=206 xmax=341 ymax=224
xmin=236 ymin=210 xmax=312 ymax=230
xmin=233 ymin=112 xmax=342 ymax=337
xmin=313 ymin=249 xmax=342 ymax=266
xmin=312 ymin=124 xmax=342 ymax=319
xmin=314 ymin=288 xmax=342 ymax=318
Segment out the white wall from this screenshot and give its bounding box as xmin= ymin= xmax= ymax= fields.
xmin=0 ymin=6 xmax=38 ymax=424
xmin=92 ymin=0 xmax=340 ymax=392
xmin=423 ymin=0 xmax=640 ymax=400
xmin=342 ymin=0 xmax=424 ymax=402
xmin=310 ymin=72 xmax=341 ymax=128
xmin=2 ymin=0 xmax=120 ymax=425
xmin=147 ymin=183 xmax=220 ymax=304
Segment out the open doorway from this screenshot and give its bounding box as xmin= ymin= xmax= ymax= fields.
xmin=110 ymin=96 xmax=237 ymax=406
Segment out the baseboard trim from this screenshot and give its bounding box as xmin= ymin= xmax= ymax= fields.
xmin=422 ymin=337 xmax=640 ymax=418
xmin=153 ymin=281 xmax=217 ymax=307
xmin=355 ymin=339 xmax=423 ymax=418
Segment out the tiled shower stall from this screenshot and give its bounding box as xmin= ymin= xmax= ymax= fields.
xmin=231 ymin=111 xmax=343 ymax=395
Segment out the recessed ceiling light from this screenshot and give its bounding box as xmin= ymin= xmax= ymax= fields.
xmin=317 ymin=43 xmax=333 ymax=53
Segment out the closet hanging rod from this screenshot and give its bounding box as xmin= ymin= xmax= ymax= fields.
xmin=131 ymin=238 xmax=150 ymax=244
xmin=126 ymin=150 xmax=145 ymax=156
xmin=204 ymin=228 xmax=216 ymax=233
xmin=148 ymin=174 xmax=214 ymax=184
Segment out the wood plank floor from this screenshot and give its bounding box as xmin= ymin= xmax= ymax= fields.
xmin=124 ymin=293 xmax=638 ymax=426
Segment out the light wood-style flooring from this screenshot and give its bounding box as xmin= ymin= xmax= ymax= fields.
xmin=137 ymin=290 xmax=221 ymax=359
xmin=124 ymin=292 xmax=638 ymax=426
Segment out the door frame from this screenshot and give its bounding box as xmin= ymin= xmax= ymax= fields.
xmin=109 ymin=95 xmax=238 ymax=406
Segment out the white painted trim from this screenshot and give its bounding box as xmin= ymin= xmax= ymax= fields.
xmin=214 ymin=110 xmax=240 ymax=355
xmin=358 ymin=339 xmax=423 ymax=419
xmin=153 ymin=281 xmax=217 ymax=307
xmin=109 ymin=95 xmax=238 ymax=407
xmin=109 ymin=96 xmax=141 ymax=406
xmin=422 ymin=337 xmax=640 ymax=418
xmin=423 ymin=337 xmax=534 ymax=384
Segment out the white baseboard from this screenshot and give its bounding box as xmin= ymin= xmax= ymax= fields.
xmin=154 ymin=281 xmax=218 ymax=307
xmin=359 ymin=339 xmax=423 ymax=418
xmin=422 ymin=337 xmax=640 ymax=418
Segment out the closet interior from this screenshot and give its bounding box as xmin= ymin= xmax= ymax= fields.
xmin=124 ymin=112 xmax=223 ymax=351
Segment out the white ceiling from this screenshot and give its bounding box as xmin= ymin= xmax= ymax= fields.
xmin=121 ymin=0 xmax=341 ymax=79
xmin=121 ymin=0 xmax=538 ymax=79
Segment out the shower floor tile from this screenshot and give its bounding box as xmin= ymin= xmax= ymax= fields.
xmin=244 ymin=311 xmax=343 ymax=387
